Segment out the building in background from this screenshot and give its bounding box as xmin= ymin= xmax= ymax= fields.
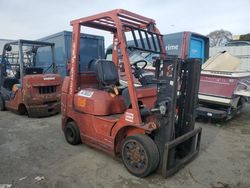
xmin=210 ymin=45 xmax=250 ymax=71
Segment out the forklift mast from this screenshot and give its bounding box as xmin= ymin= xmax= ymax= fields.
xmin=153 ymin=57 xmax=202 ymax=177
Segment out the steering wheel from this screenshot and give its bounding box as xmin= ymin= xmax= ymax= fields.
xmin=131 ymin=60 xmax=148 ymax=69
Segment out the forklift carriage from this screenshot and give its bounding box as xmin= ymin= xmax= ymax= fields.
xmin=62 ymin=9 xmax=202 ymax=177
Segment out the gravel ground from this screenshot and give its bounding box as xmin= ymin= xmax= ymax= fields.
xmin=0 ymin=105 xmax=250 ymax=188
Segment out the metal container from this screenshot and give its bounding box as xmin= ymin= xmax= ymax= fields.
xmin=163 ymin=31 xmax=209 ymax=64
xmin=38 ymin=31 xmax=105 ymax=77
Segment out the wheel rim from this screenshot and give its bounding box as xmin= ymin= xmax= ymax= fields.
xmin=66 ymin=127 xmax=74 ymax=142
xmin=123 ymin=139 xmax=148 ymax=174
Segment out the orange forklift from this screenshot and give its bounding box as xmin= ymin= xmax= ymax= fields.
xmin=62 ymin=9 xmax=202 ymax=177
xmin=0 ymin=40 xmax=61 ymax=117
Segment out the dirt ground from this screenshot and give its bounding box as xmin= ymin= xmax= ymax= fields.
xmin=0 ymin=105 xmax=250 ymax=188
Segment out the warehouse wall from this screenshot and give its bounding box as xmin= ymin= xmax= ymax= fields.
xmin=210 ymin=46 xmax=250 ymax=71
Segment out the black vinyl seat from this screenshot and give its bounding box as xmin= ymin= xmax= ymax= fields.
xmin=89 ymin=59 xmax=119 ymax=90
xmin=24 ymin=67 xmax=43 ymax=75
xmin=3 ymin=78 xmax=19 ymax=91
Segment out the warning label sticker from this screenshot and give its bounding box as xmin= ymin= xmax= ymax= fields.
xmin=43 ymin=77 xmax=55 ymax=81
xmin=125 ymin=112 xmax=134 ymax=122
xmin=78 ymin=90 xmax=94 ymax=98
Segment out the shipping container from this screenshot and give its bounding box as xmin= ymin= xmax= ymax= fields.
xmin=37 ymin=31 xmax=105 ymax=77
xmin=106 ymin=31 xmax=209 ymax=64
xmin=163 ymin=32 xmax=209 ymax=64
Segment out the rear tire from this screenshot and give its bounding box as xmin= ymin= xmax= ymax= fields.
xmin=64 ymin=121 xmax=81 ymax=145
xmin=0 ymin=96 xmax=5 ymax=111
xmin=121 ymin=134 xmax=159 ymax=177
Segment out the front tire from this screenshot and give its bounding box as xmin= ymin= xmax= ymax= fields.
xmin=64 ymin=121 xmax=81 ymax=145
xmin=18 ymin=104 xmax=27 ymax=115
xmin=121 ymin=134 xmax=159 ymax=177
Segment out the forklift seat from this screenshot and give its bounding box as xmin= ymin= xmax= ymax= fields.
xmin=24 ymin=67 xmax=43 ymax=75
xmin=3 ymin=78 xmax=20 ymax=91
xmin=90 ymin=59 xmax=119 ymax=88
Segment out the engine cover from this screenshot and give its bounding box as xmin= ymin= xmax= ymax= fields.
xmin=74 ymin=88 xmax=126 ymax=115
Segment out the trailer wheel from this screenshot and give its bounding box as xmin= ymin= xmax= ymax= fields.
xmin=121 ymin=134 xmax=159 ymax=177
xmin=0 ymin=96 xmax=5 ymax=111
xmin=64 ymin=121 xmax=81 ymax=145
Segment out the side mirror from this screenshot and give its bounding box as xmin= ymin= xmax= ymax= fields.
xmin=4 ymin=44 xmax=12 ymax=52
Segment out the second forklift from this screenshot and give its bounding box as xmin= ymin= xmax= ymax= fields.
xmin=0 ymin=40 xmax=62 ymax=117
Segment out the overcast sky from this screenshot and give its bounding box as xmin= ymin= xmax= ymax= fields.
xmin=0 ymin=0 xmax=249 ymax=46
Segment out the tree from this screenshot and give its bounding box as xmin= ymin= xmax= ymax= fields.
xmin=207 ymin=29 xmax=232 ymax=47
xmin=240 ymin=33 xmax=250 ymax=41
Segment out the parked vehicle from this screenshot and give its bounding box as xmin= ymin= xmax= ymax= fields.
xmin=197 ymin=51 xmax=250 ymax=119
xmin=62 ymin=9 xmax=202 ymax=177
xmin=0 ymin=40 xmax=62 ymax=117
xmin=163 ymin=32 xmax=250 ymax=120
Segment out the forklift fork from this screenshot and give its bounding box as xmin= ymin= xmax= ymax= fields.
xmin=154 ymin=57 xmax=202 ymax=177
xmin=161 ymin=127 xmax=202 ymax=177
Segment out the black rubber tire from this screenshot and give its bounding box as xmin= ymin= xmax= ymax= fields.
xmin=0 ymin=96 xmax=5 ymax=111
xmin=121 ymin=134 xmax=159 ymax=177
xmin=18 ymin=104 xmax=27 ymax=115
xmin=64 ymin=121 xmax=81 ymax=145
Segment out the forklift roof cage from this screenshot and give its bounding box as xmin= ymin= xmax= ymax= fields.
xmin=71 ymin=9 xmax=164 ymax=54
xmin=1 ymin=39 xmax=56 ymax=86
xmin=69 ymin=9 xmax=166 ymax=125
